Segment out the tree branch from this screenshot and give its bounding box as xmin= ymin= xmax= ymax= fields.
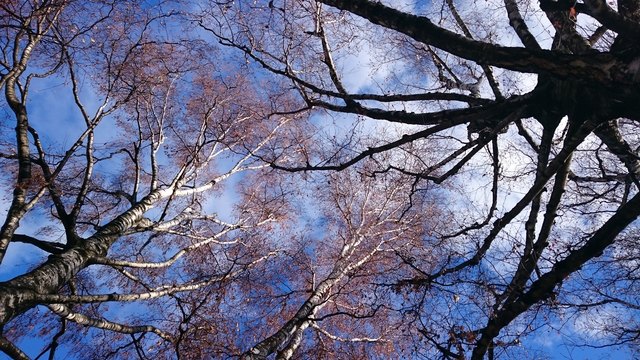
xmin=47 ymin=303 xmax=173 ymax=342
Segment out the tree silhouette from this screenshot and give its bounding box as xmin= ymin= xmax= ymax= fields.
xmin=203 ymin=0 xmax=640 ymax=358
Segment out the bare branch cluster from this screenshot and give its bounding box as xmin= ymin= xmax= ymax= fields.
xmin=1 ymin=0 xmax=640 ymax=358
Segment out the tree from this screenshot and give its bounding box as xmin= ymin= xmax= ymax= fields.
xmin=239 ymin=164 xmax=440 ymax=359
xmin=0 ymin=1 xmax=295 ymax=358
xmin=201 ymin=0 xmax=640 ymax=358
xmin=2 ymin=0 xmax=640 ymax=359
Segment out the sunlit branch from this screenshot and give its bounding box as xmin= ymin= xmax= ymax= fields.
xmin=244 ymin=201 xmax=408 ymax=359
xmin=0 ymin=187 xmax=180 ymax=325
xmin=0 ymin=18 xmax=44 ymax=263
xmin=276 ymin=322 xmax=308 ymax=360
xmin=310 ymin=322 xmax=388 ymax=343
xmin=95 ymin=227 xmax=241 ymax=269
xmin=316 ymin=9 xmax=357 ymax=107
xmin=35 ymin=251 xmax=279 ymax=304
xmin=47 ymin=303 xmax=173 ymax=342
xmin=162 ymin=115 xmax=287 ymax=201
xmin=147 ymin=77 xmax=176 ymax=191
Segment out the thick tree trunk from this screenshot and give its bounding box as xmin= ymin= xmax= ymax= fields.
xmin=0 ymin=190 xmax=163 ymax=326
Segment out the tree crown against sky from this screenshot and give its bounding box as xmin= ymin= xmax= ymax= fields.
xmin=1 ymin=0 xmax=640 ymax=359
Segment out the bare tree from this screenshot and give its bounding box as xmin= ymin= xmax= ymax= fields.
xmin=201 ymin=0 xmax=640 ymax=358
xmin=0 ymin=1 xmax=297 ymax=358
xmin=3 ymin=0 xmax=640 ymax=358
xmin=238 ymin=163 xmax=439 ymax=359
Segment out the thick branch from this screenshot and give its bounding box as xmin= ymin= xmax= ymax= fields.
xmin=504 ymin=0 xmax=541 ymax=50
xmin=471 ymin=190 xmax=640 ymax=359
xmin=0 ymin=336 xmax=29 ymax=360
xmin=12 ymin=234 xmax=65 ymax=254
xmin=47 ymin=303 xmax=172 ymax=342
xmin=582 ymin=0 xmax=640 ymax=39
xmin=318 ymin=0 xmax=631 ymax=85
xmin=0 ymin=189 xmax=165 ymax=325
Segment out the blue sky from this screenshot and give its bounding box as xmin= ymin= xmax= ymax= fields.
xmin=2 ymin=0 xmax=640 ymax=359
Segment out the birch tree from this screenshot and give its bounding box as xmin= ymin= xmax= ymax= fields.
xmin=0 ymin=1 xmax=295 ymax=358
xmin=241 ymin=164 xmax=440 ymax=359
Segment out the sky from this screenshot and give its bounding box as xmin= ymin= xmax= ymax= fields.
xmin=1 ymin=0 xmax=638 ymax=359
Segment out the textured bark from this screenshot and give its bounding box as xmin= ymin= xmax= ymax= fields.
xmin=0 ymin=336 xmax=29 ymax=360
xmin=2 ymin=0 xmax=640 ymax=358
xmin=318 ymin=0 xmax=634 ymax=85
xmin=0 ymin=190 xmax=163 ymax=326
xmin=242 ymin=252 xmax=366 ymax=359
xmin=0 ymin=81 xmax=33 ymax=264
xmin=47 ymin=304 xmax=172 ymax=341
xmin=504 ymin=0 xmax=541 ymax=50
